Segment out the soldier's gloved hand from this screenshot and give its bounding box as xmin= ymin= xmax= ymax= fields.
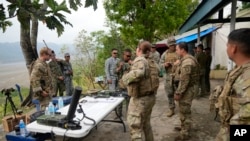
xmin=41 ymin=91 xmax=49 ymax=97
xmin=174 ymin=93 xmax=182 ymax=101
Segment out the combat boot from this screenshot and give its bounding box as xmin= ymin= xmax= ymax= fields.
xmin=167 ymin=108 xmax=175 ymax=117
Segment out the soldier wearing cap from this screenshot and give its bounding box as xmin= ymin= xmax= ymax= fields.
xmin=30 ymin=47 xmax=53 ymax=107
xmin=63 ymin=53 xmax=74 ymax=96
xmin=150 ymin=44 xmax=160 ymax=64
xmin=159 ymin=37 xmax=179 ymax=117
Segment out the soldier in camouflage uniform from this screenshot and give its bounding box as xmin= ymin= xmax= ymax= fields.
xmin=122 ymin=41 xmax=155 ymax=141
xmin=150 ymin=44 xmax=160 ymax=64
xmin=63 ymin=53 xmax=74 ymax=96
xmin=215 ymin=28 xmax=250 ymax=141
xmin=116 ymin=48 xmax=133 ymax=89
xmin=30 ymin=47 xmax=53 ymax=107
xmin=159 ymin=37 xmax=179 ymax=117
xmin=48 ymin=51 xmax=65 ymax=97
xmin=195 ymin=44 xmax=207 ymax=96
xmin=115 ymin=48 xmax=132 ymax=115
xmin=174 ymin=42 xmax=200 ymax=140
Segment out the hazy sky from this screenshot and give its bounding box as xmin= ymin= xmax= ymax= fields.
xmin=0 ymin=0 xmax=108 ymax=44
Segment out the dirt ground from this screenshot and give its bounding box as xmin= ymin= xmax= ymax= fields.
xmin=0 ymin=78 xmax=223 ymax=141
xmin=59 ymin=79 xmax=222 ymax=141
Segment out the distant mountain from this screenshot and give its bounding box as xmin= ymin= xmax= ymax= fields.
xmin=0 ymin=42 xmax=74 ymax=64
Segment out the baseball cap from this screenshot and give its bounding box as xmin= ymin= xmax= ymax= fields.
xmin=64 ymin=53 xmax=70 ymax=57
xmin=167 ymin=37 xmax=176 ymax=46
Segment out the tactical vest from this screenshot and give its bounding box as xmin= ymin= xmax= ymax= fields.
xmin=127 ymin=57 xmax=152 ymax=97
xmin=179 ymin=55 xmax=200 ymax=86
xmin=164 ymin=50 xmax=178 ymax=73
xmin=216 ymin=66 xmax=245 ymax=125
xmin=148 ymin=58 xmax=160 ymax=92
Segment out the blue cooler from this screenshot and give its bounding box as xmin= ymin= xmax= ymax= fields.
xmin=5 ymin=131 xmax=36 ymax=141
xmin=52 ymin=96 xmax=72 ymax=105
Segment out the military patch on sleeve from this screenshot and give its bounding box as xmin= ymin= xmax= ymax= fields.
xmin=183 ymin=66 xmax=191 ymax=74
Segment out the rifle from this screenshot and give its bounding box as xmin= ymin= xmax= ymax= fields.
xmin=43 ymin=40 xmax=49 ymax=48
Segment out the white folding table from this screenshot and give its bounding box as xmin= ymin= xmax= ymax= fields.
xmin=26 ymin=96 xmax=125 ymax=138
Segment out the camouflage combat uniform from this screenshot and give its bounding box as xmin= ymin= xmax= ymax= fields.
xmin=123 ymin=55 xmax=156 ymax=141
xmin=150 ymin=51 xmax=160 ymax=64
xmin=30 ymin=59 xmax=52 ymax=106
xmin=215 ymin=62 xmax=250 ymax=141
xmin=116 ymin=59 xmax=131 ymax=90
xmin=195 ymin=52 xmax=207 ymax=96
xmin=49 ymin=60 xmax=65 ymax=96
xmin=175 ymin=54 xmax=200 ymax=138
xmin=63 ymin=61 xmax=74 ymax=96
xmin=159 ymin=50 xmax=179 ymax=112
xmin=115 ymin=59 xmax=131 ymax=115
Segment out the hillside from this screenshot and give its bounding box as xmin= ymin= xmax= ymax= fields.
xmin=0 ymin=42 xmax=73 ymax=64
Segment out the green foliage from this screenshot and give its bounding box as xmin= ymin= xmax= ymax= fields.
xmin=0 ymin=0 xmax=97 ymax=36
xmin=0 ymin=4 xmax=12 ymax=32
xmin=241 ymin=2 xmax=250 ymax=10
xmin=0 ymin=86 xmax=30 ymax=123
xmin=104 ymin=0 xmax=199 ymax=47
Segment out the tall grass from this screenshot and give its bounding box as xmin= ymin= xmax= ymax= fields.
xmin=0 ymin=86 xmax=31 ymax=123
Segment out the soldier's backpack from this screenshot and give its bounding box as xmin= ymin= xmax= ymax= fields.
xmin=148 ymin=58 xmax=160 ymax=92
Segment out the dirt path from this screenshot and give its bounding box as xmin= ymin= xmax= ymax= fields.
xmin=0 ymin=79 xmax=223 ymax=141
xmin=69 ymin=79 xmax=222 ymax=141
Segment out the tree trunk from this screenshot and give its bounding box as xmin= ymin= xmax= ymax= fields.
xmin=18 ymin=9 xmax=38 ymax=106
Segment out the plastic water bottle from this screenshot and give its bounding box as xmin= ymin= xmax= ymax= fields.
xmin=45 ymin=106 xmax=50 ymax=115
xmin=58 ymin=97 xmax=64 ymax=109
xmin=48 ymin=102 xmax=55 ymax=116
xmin=19 ymin=119 xmax=26 ymax=137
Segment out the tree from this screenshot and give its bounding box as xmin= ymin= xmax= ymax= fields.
xmin=104 ymin=0 xmax=198 ymax=47
xmin=241 ymin=2 xmax=250 ymax=10
xmin=73 ymin=28 xmax=126 ymax=89
xmin=0 ymin=0 xmax=98 ymax=106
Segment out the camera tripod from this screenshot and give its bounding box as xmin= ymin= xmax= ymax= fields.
xmin=4 ymin=94 xmax=21 ymax=119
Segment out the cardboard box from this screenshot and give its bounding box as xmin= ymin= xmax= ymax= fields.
xmin=2 ymin=114 xmax=26 ymax=132
xmin=2 ymin=115 xmax=14 ymax=132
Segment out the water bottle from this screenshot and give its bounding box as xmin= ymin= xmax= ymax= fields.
xmin=58 ymin=97 xmax=64 ymax=109
xmin=48 ymin=102 xmax=55 ymax=116
xmin=19 ymin=119 xmax=26 ymax=137
xmin=45 ymin=106 xmax=50 ymax=115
